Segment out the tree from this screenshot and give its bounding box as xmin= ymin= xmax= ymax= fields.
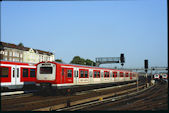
xmin=70 ymin=56 xmax=96 ymax=66
xmin=18 ymin=42 xmax=24 ymax=47
xmin=55 ymin=59 xmax=63 ymax=63
xmin=70 ymin=56 xmax=85 ymax=65
xmin=85 ymin=59 xmax=96 ymax=66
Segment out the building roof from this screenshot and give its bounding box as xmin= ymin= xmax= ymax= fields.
xmin=0 ymin=41 xmax=53 ymax=55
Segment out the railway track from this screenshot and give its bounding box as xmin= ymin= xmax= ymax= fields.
xmin=80 ymin=81 xmax=168 ymax=111
xmin=1 ymin=81 xmax=144 ymax=111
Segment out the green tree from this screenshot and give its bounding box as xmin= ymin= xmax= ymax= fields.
xmin=55 ymin=59 xmax=63 ymax=63
xmin=70 ymin=56 xmax=85 ymax=65
xmin=70 ymin=56 xmax=96 ymax=66
xmin=85 ymin=59 xmax=96 ymax=66
xmin=18 ymin=42 xmax=24 ymax=47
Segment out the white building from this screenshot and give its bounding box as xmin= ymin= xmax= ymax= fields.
xmin=0 ymin=41 xmax=55 ymax=63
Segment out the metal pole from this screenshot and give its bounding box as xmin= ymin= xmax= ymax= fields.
xmin=137 ymin=73 xmax=139 ymax=91
xmin=146 ymin=72 xmax=148 ymax=87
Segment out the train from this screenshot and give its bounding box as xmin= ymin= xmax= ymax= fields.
xmin=0 ymin=61 xmax=36 ymax=90
xmin=153 ymin=73 xmax=168 ymax=80
xmin=35 ymin=61 xmax=138 ymax=93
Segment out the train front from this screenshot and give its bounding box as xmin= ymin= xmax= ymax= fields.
xmin=36 ymin=62 xmax=57 ymax=89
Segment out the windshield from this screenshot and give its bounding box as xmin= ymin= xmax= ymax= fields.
xmin=40 ymin=67 xmax=53 ymax=74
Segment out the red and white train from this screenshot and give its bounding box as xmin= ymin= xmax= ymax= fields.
xmin=161 ymin=74 xmax=168 ymax=79
xmin=36 ymin=61 xmax=138 ymax=90
xmin=153 ymin=74 xmax=160 ymax=79
xmin=0 ymin=61 xmax=36 ymax=90
xmin=153 ymin=73 xmax=168 ymax=80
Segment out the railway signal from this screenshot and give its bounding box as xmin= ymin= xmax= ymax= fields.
xmin=144 ymin=59 xmax=148 ymax=73
xmin=144 ymin=59 xmax=149 ymax=87
xmin=120 ymin=53 xmax=125 ymax=67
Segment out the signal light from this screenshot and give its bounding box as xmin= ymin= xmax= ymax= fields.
xmin=120 ymin=53 xmax=125 ymax=63
xmin=144 ymin=60 xmax=148 ymax=69
xmin=144 ymin=59 xmax=148 ymax=73
xmin=120 ymin=53 xmax=125 ymax=67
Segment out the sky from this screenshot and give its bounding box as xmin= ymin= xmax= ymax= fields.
xmin=1 ymin=0 xmax=168 ymax=68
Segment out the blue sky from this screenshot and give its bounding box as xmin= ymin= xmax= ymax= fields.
xmin=1 ymin=0 xmax=167 ymax=68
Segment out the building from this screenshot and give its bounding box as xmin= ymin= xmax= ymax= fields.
xmin=0 ymin=41 xmax=55 ymax=63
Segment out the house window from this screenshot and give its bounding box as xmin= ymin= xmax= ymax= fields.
xmin=20 ymin=54 xmax=22 ymax=58
xmin=9 ymin=51 xmax=13 ymax=56
xmin=4 ymin=51 xmax=8 ymax=56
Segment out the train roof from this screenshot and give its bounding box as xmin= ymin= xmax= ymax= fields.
xmin=37 ymin=61 xmax=135 ymax=73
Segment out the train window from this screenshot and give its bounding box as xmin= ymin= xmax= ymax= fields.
xmin=77 ymin=71 xmax=79 ymax=77
xmin=120 ymin=72 xmax=123 ymax=77
xmin=104 ymin=72 xmax=106 ymax=77
xmin=62 ymin=68 xmax=64 ymax=76
xmin=90 ymin=71 xmax=93 ymax=77
xmin=17 ymin=68 xmax=19 ymax=78
xmin=40 ymin=67 xmax=52 ymax=74
xmin=74 ymin=70 xmax=76 ymax=77
xmin=130 ymin=73 xmax=132 ymax=77
xmin=85 ymin=71 xmax=88 ymax=78
xmin=94 ymin=71 xmax=97 ymax=78
xmin=13 ymin=68 xmax=15 ymax=78
xmin=80 ymin=70 xmax=84 ymax=78
xmin=113 ymin=72 xmax=115 ymax=77
xmin=107 ymin=72 xmax=109 ymax=77
xmin=126 ymin=73 xmax=129 ymax=77
xmin=30 ymin=69 xmax=36 ymax=77
xmin=23 ymin=69 xmax=28 ymax=77
xmin=133 ymin=74 xmax=135 ymax=77
xmin=67 ymin=70 xmax=72 ymax=78
xmin=104 ymin=71 xmax=109 ymax=77
xmin=98 ymin=72 xmax=100 ymax=77
xmin=0 ymin=67 xmax=9 ymax=77
xmin=113 ymin=72 xmax=117 ymax=77
xmin=93 ymin=71 xmax=100 ymax=78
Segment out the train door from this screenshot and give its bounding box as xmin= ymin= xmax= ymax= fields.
xmin=15 ymin=66 xmax=22 ymax=86
xmin=73 ymin=68 xmax=78 ymax=85
xmin=11 ymin=66 xmax=16 ymax=86
xmin=89 ymin=69 xmax=93 ymax=84
xmin=11 ymin=66 xmax=22 ymax=87
xmin=100 ymin=70 xmax=104 ymax=82
xmin=76 ymin=68 xmax=79 ymax=85
xmin=61 ymin=68 xmax=73 ymax=84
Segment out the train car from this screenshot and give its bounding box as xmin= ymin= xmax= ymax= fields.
xmin=35 ymin=61 xmax=137 ymax=91
xmin=0 ymin=60 xmax=36 ymax=90
xmin=153 ymin=74 xmax=160 ymax=79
